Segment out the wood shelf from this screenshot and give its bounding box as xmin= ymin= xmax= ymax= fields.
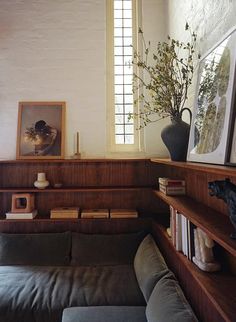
xmin=0 ymin=158 xmax=149 ymax=164
xmin=151 ymin=158 xmax=236 ymax=176
xmin=152 ymin=222 xmax=236 ymax=322
xmin=0 ymin=186 xmax=152 ymax=193
xmin=154 ymin=190 xmax=236 ymax=257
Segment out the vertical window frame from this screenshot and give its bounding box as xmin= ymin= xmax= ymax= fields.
xmin=106 ymin=0 xmax=143 ymax=153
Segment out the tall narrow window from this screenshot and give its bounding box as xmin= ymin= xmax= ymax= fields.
xmin=107 ymin=0 xmax=141 ymax=153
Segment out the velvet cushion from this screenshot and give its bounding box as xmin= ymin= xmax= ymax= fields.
xmin=146 ymin=273 xmax=198 ymax=322
xmin=0 ymin=265 xmax=145 ymax=322
xmin=62 ymin=306 xmax=147 ymax=322
xmin=0 ymin=232 xmax=71 ymax=266
xmin=134 ymin=234 xmax=169 ymax=302
xmin=71 ymin=232 xmax=146 ymax=265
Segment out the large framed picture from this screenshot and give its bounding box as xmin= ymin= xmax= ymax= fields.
xmin=16 ymin=102 xmax=65 ymax=159
xmin=187 ymin=27 xmax=236 ymax=164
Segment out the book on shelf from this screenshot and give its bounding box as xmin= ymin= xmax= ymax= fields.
xmin=181 ymin=215 xmax=188 ymax=257
xmin=5 ymin=209 xmax=38 ymax=220
xmin=169 ymin=205 xmax=176 ymax=247
xmin=110 ymin=209 xmax=138 ymax=218
xmin=159 ymin=184 xmax=186 ymax=195
xmin=81 ymin=209 xmax=109 ymax=219
xmin=158 ymin=177 xmax=185 ymax=186
xmin=175 ymin=211 xmax=182 ymax=252
xmin=50 ymin=207 xmax=79 ymax=219
xmin=169 ymin=206 xmax=195 ymax=260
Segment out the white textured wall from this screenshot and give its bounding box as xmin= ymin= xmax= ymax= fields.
xmin=142 ymin=0 xmax=169 ymax=157
xmin=167 ymin=0 xmax=236 ymax=116
xmin=0 ymin=0 xmax=166 ymax=159
xmin=2 ymin=1 xmax=234 ymax=159
xmin=0 ymin=0 xmax=106 ymax=159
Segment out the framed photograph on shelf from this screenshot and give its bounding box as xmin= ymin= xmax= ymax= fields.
xmin=16 ymin=102 xmax=65 ymax=159
xmin=187 ymin=27 xmax=236 ymax=164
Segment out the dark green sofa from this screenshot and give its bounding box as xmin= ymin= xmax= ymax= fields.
xmin=0 ymin=232 xmax=198 ymax=322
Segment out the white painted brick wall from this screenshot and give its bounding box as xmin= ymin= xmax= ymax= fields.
xmin=2 ymin=0 xmax=234 ymax=159
xmin=0 ymin=0 xmax=107 ymax=158
xmin=167 ymin=0 xmax=236 ymax=117
xmin=0 ymin=0 xmax=168 ymax=159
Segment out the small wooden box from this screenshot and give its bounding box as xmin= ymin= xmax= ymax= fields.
xmin=11 ymin=193 xmax=35 ymax=213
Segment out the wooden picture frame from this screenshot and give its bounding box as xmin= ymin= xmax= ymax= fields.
xmin=187 ymin=27 xmax=236 ymax=164
xmin=16 ymin=102 xmax=65 ymax=159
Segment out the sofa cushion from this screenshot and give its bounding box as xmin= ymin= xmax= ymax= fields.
xmin=146 ymin=273 xmax=198 ymax=322
xmin=0 ymin=232 xmax=71 ymax=266
xmin=62 ymin=306 xmax=147 ymax=322
xmin=134 ymin=234 xmax=169 ymax=302
xmin=0 ymin=265 xmax=145 ymax=322
xmin=71 ymin=232 xmax=146 ymax=266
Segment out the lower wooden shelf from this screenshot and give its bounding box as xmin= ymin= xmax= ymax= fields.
xmin=152 ymin=221 xmax=236 ymax=322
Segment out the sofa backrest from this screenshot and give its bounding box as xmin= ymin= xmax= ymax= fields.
xmin=134 ymin=234 xmax=169 ymax=302
xmin=71 ymin=231 xmax=146 ymax=266
xmin=146 ymin=272 xmax=198 ymax=322
xmin=0 ymin=232 xmax=71 ymax=266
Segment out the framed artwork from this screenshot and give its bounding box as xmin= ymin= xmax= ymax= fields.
xmin=227 ymin=112 xmax=236 ymax=165
xmin=187 ymin=27 xmax=236 ymax=164
xmin=16 ymin=102 xmax=65 ymax=159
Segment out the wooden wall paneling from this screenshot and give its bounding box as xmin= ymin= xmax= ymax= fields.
xmin=0 ymin=159 xmax=160 ymax=218
xmin=153 ymin=163 xmax=231 ymax=216
xmin=0 ymin=218 xmax=152 ymax=234
xmin=152 ymin=222 xmax=236 ymax=322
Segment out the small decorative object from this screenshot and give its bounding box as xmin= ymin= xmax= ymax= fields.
xmin=16 ymin=102 xmax=65 ymax=159
xmin=71 ymin=131 xmax=81 ymax=159
xmin=188 ymin=27 xmax=236 ymax=164
xmin=34 ymin=172 xmax=49 ymax=190
xmin=81 ymin=209 xmax=109 ymax=219
xmin=53 ymin=183 xmax=63 ymax=188
xmin=11 ymin=193 xmax=35 ymax=213
xmin=192 ymin=228 xmax=221 ymax=272
xmin=208 ymin=178 xmax=236 ymax=239
xmin=50 ymin=207 xmax=79 ymax=219
xmin=130 ymin=23 xmax=198 ymax=161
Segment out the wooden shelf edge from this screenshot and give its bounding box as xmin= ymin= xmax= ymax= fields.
xmin=151 ymin=158 xmax=236 ymax=176
xmin=0 ymin=186 xmax=153 ymax=193
xmin=153 ymin=190 xmax=236 ymax=257
xmin=153 ymin=222 xmax=236 ymax=322
xmin=0 ymin=158 xmax=150 ymax=164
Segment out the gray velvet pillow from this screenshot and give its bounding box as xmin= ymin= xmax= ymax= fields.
xmin=62 ymin=306 xmax=147 ymax=322
xmin=146 ymin=273 xmax=198 ymax=322
xmin=134 ymin=234 xmax=169 ymax=302
xmin=71 ymin=232 xmax=146 ymax=266
xmin=0 ymin=232 xmax=71 ymax=266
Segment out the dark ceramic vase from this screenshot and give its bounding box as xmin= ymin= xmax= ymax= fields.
xmin=161 ymin=109 xmax=192 ymax=161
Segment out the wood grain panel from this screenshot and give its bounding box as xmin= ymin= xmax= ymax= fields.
xmin=0 ymin=218 xmax=152 ymax=234
xmin=152 ymin=222 xmax=236 ymax=322
xmin=0 ymin=159 xmax=161 ymax=217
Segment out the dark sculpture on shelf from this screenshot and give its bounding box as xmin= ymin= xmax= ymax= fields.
xmin=208 ymin=178 xmax=236 ymax=239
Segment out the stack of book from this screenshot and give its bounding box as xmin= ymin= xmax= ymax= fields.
xmin=50 ymin=207 xmax=79 ymax=219
xmin=158 ymin=177 xmax=186 ymax=195
xmin=81 ymin=209 xmax=109 ymax=219
xmin=169 ymin=205 xmax=195 ymax=260
xmin=6 ymin=209 xmax=38 ymax=220
xmin=110 ymin=209 xmax=138 ymax=219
